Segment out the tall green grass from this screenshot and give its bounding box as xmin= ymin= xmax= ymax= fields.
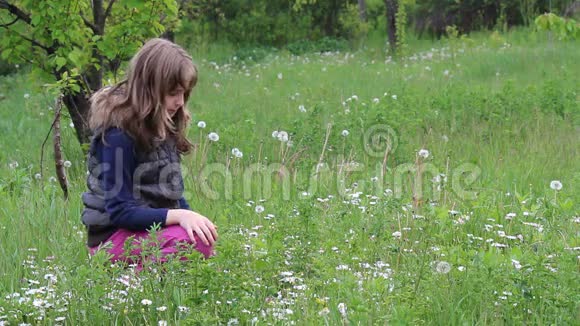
xmin=0 ymin=29 xmax=578 ymax=324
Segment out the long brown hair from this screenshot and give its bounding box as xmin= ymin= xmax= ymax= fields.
xmin=89 ymin=38 xmax=197 ymax=153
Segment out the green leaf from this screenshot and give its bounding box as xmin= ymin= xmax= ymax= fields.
xmin=55 ymin=56 xmax=67 ymax=70
xmin=31 ymin=15 xmax=41 ymax=26
xmin=1 ymin=49 xmax=12 ymax=60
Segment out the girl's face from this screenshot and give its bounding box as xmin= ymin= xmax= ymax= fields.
xmin=163 ymin=86 xmax=185 ymax=117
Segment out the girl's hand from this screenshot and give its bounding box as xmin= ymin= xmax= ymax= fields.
xmin=166 ymin=209 xmax=218 ymax=246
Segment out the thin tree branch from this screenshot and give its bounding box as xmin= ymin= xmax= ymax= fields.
xmin=0 ymin=25 xmax=52 ymax=52
xmin=0 ymin=0 xmax=31 ymax=24
xmin=104 ymin=0 xmax=117 ymax=22
xmin=0 ymin=16 xmax=18 ymax=27
xmin=80 ymin=11 xmax=98 ymax=33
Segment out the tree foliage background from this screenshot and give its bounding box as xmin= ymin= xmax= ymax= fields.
xmin=0 ymin=0 xmax=578 ymax=145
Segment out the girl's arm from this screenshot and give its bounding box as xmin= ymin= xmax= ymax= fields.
xmin=100 ymin=128 xmax=169 ymax=229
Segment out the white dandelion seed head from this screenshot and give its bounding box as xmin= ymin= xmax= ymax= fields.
xmin=34 ymin=173 xmax=42 ymax=180
xmin=156 ymin=306 xmax=167 ymax=312
xmin=232 ymin=148 xmax=243 ymax=158
xmin=511 ymin=259 xmax=522 ymax=270
xmin=8 ymin=161 xmax=18 ymax=169
xmin=444 ymin=70 xmax=450 ymax=76
xmin=158 ymin=321 xmax=168 ymax=326
xmin=550 ymin=180 xmax=562 ymax=191
xmin=197 ymin=121 xmax=206 ymax=128
xmin=337 ymin=302 xmax=348 ymax=316
xmin=392 ymin=231 xmax=402 ymax=238
xmin=227 ymin=318 xmax=239 ymax=326
xmin=318 ymin=307 xmax=330 ymax=316
xmin=48 ymin=176 xmax=57 ymax=183
xmin=208 ymin=132 xmax=219 ymax=142
xmin=372 ymin=98 xmax=380 ymax=104
xmin=418 ymin=149 xmax=430 ymax=159
xmin=24 ymin=93 xmax=30 ymax=99
xmin=141 ymin=299 xmax=153 ymax=306
xmin=272 ymin=130 xmax=279 ymax=138
xmin=277 ymin=73 xmax=283 ymax=80
xmin=391 ymin=94 xmax=398 ymax=100
xmin=255 ymin=205 xmax=264 ymax=214
xmin=277 ymin=131 xmax=289 ymax=142
xmin=341 ymin=130 xmax=349 ymax=137
xmin=298 ymin=105 xmax=306 ymax=113
xmin=435 ymin=261 xmax=451 ymax=274
xmin=63 ymin=160 xmax=72 ymax=168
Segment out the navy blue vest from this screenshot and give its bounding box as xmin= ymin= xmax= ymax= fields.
xmin=81 ymin=130 xmax=184 ymax=247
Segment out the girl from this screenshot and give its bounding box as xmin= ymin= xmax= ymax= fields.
xmin=81 ymin=38 xmax=218 ymax=268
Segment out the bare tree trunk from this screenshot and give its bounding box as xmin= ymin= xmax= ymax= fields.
xmin=358 ymin=0 xmax=367 ymax=21
xmin=161 ymin=29 xmax=175 ymax=42
xmin=62 ymin=91 xmax=91 ymax=145
xmin=385 ymin=0 xmax=398 ymax=55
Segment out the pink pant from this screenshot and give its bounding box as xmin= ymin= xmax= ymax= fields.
xmin=89 ymin=225 xmax=214 ymax=269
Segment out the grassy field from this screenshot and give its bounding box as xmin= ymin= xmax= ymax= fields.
xmin=0 ymin=29 xmax=578 ymax=325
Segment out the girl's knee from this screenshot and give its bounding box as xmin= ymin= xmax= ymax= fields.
xmin=160 ymin=225 xmax=214 ymax=258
